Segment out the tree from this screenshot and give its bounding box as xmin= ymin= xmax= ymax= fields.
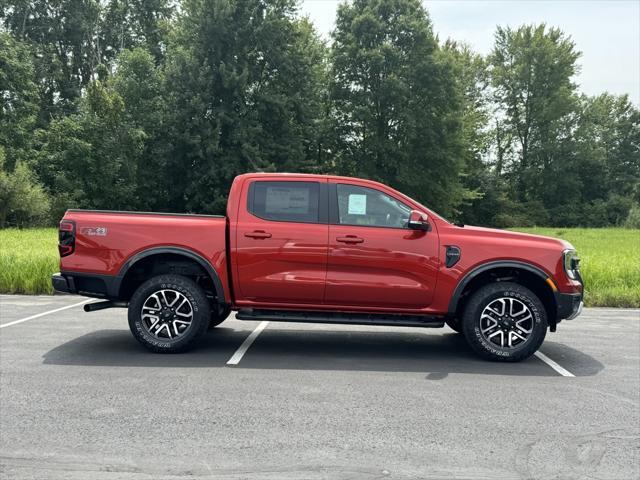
xmin=568 ymin=93 xmax=640 ymax=226
xmin=1 ymin=0 xmax=102 ymax=122
xmin=0 ymin=32 xmax=39 ymax=170
xmin=0 ymin=147 xmax=50 ymax=227
xmin=100 ymin=0 xmax=174 ymax=63
xmin=1 ymin=1 xmax=637 ymax=229
xmin=577 ymin=94 xmax=639 ymax=201
xmin=26 ymin=0 xmax=328 ymax=218
xmin=442 ymin=40 xmax=498 ymax=225
xmin=162 ymin=0 xmax=328 ymax=213
xmin=330 ymin=0 xmax=467 ymax=217
xmin=33 ymin=78 xmax=147 ymax=220
xmin=1 ymin=0 xmax=172 ymax=125
xmin=109 ymin=47 xmax=170 ymax=210
xmin=489 ymin=24 xmax=581 ymax=206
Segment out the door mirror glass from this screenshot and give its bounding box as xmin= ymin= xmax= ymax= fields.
xmin=408 ymin=210 xmax=430 ymax=231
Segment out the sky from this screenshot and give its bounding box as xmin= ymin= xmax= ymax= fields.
xmin=299 ymin=0 xmax=640 ymax=105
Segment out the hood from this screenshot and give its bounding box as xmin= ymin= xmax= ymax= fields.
xmin=450 ymin=224 xmax=574 ymax=251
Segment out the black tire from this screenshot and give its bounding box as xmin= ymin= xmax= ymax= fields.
xmin=462 ymin=282 xmax=547 ymax=362
xmin=128 ymin=274 xmax=210 ymax=353
xmin=445 ymin=317 xmax=463 ymax=333
xmin=209 ymin=304 xmax=231 ymax=329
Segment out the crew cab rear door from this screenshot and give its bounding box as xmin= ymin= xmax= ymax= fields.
xmin=234 ymin=178 xmax=329 ymax=305
xmin=324 ymin=181 xmax=439 ymax=309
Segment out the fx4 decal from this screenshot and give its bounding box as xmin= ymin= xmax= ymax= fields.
xmin=80 ymin=227 xmax=108 ymax=236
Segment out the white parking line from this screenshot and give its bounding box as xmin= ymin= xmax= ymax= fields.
xmin=534 ymin=351 xmax=575 ymax=377
xmin=0 ymin=299 xmax=93 ymax=329
xmin=226 ymin=321 xmax=269 ymax=365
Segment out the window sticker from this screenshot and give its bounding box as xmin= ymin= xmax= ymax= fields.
xmin=265 ymin=186 xmax=310 ymax=214
xmin=347 ymin=194 xmax=367 ymax=215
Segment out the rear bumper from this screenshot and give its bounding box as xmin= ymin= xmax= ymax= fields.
xmin=52 ymin=273 xmax=73 ymax=293
xmin=52 ymin=272 xmax=119 ymax=299
xmin=556 ymin=291 xmax=583 ymax=320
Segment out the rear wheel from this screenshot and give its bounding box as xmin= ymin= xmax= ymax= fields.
xmin=128 ymin=274 xmax=210 ymax=353
xmin=462 ymin=282 xmax=547 ymax=362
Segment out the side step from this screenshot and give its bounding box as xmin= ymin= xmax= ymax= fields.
xmin=236 ymin=308 xmax=445 ymax=328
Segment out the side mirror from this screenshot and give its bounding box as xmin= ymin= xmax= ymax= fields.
xmin=408 ymin=210 xmax=430 ymax=231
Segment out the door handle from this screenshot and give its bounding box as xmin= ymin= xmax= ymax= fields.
xmin=245 ymin=230 xmax=272 ymax=239
xmin=336 ymin=235 xmax=364 ymax=244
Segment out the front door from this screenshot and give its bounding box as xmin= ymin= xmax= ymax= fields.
xmin=324 ymin=182 xmax=439 ymax=310
xmin=234 ymin=179 xmax=329 ymax=305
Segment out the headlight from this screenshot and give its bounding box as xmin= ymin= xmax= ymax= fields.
xmin=563 ymin=249 xmax=580 ymax=280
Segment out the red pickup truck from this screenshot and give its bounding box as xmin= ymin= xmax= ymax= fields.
xmin=52 ymin=173 xmax=583 ymax=361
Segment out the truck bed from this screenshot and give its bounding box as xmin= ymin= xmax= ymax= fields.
xmin=59 ymin=209 xmax=230 ymax=299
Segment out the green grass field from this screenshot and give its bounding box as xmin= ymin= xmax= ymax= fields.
xmin=0 ymin=227 xmax=638 ymax=307
xmin=512 ymin=228 xmax=640 ymax=308
xmin=0 ymin=228 xmax=60 ymax=297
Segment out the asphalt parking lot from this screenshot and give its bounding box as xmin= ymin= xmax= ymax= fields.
xmin=0 ymin=295 xmax=638 ymax=480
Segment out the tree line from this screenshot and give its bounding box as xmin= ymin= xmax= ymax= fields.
xmin=1 ymin=0 xmax=638 ymax=228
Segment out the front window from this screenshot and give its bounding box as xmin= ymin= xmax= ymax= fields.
xmin=336 ymin=184 xmax=411 ymax=228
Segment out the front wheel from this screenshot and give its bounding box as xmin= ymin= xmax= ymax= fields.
xmin=462 ymin=282 xmax=547 ymax=362
xmin=128 ymin=274 xmax=210 ymax=353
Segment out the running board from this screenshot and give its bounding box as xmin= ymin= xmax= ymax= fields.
xmin=235 ymin=309 xmax=445 ymax=328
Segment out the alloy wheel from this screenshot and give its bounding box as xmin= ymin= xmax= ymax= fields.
xmin=479 ymin=297 xmax=534 ymax=349
xmin=141 ymin=289 xmax=194 ymax=339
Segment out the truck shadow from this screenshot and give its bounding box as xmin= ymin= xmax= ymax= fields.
xmin=42 ymin=326 xmax=603 ymax=377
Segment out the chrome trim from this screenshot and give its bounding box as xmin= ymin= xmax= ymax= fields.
xmin=566 ymin=300 xmax=583 ymax=321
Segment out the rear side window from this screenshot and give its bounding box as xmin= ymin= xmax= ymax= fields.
xmin=249 ymin=181 xmax=320 ymax=223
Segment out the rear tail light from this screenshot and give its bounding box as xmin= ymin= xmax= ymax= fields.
xmin=58 ymin=220 xmax=76 ymax=257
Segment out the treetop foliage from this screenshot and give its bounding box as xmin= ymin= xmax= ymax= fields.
xmin=0 ymin=0 xmax=638 ymax=228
